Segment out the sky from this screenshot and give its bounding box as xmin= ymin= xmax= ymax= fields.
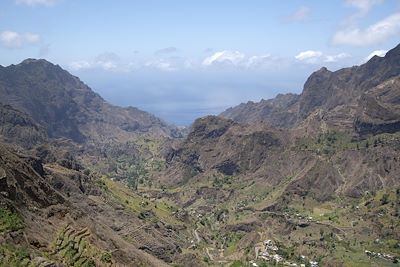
xmin=1 ymin=0 xmax=400 ymax=125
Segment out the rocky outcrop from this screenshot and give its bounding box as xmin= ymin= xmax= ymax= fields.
xmin=0 ymin=144 xmax=64 ymax=207
xmin=163 ymin=116 xmax=283 ymax=185
xmin=0 ymin=104 xmax=47 ymax=149
xmin=220 ymin=93 xmax=299 ymax=128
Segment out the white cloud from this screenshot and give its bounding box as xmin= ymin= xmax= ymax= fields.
xmin=0 ymin=31 xmax=20 ymax=47
xmin=70 ymin=52 xmax=124 ymax=71
xmin=247 ymin=54 xmax=272 ymax=67
xmin=97 ymin=61 xmax=117 ymax=70
xmin=94 ymin=52 xmax=120 ymax=70
xmin=295 ymin=50 xmax=351 ymax=64
xmin=69 ymin=60 xmax=119 ymax=72
xmin=202 ymin=50 xmax=246 ymax=66
xmin=70 ymin=52 xmax=182 ymax=72
xmin=295 ymin=50 xmax=323 ymax=63
xmin=333 ymin=13 xmax=400 ymax=46
xmin=324 ymin=53 xmax=351 ymax=62
xmin=345 ymin=0 xmax=383 ymax=16
xmin=286 ymin=6 xmax=310 ymax=22
xmin=156 ymin=62 xmax=175 ymax=71
xmin=0 ymin=31 xmax=40 ymax=48
xmin=201 ymin=51 xmax=285 ymax=69
xmin=15 ymin=0 xmax=58 ymax=6
xmin=364 ymin=49 xmax=388 ymax=61
xmin=69 ymin=61 xmax=92 ymax=71
xmin=145 ymin=60 xmax=177 ymax=71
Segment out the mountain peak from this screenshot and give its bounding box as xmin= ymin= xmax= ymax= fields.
xmin=316 ymin=66 xmax=330 ymax=73
xmin=17 ymin=58 xmax=64 ymax=73
xmin=0 ymin=58 xmax=182 ymax=142
xmin=20 ymin=58 xmax=53 ymax=66
xmin=384 ymin=43 xmax=400 ymax=59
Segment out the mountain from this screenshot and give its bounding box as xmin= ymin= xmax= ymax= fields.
xmin=220 ymin=93 xmax=299 ymax=128
xmin=0 ymin=143 xmax=186 ymax=266
xmin=163 ymin=115 xmax=400 ymax=198
xmin=221 ymin=44 xmax=400 ymax=137
xmin=1 ymin=44 xmax=400 ymax=267
xmin=0 ymin=59 xmax=194 ymax=266
xmin=0 ymin=103 xmax=48 ymax=149
xmin=156 ymin=113 xmax=400 ymax=265
xmin=0 ymin=59 xmax=182 ymax=144
xmin=154 ymin=44 xmax=400 ymax=266
xmin=162 ymin=116 xmax=285 ymax=185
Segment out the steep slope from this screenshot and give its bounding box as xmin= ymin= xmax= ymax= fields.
xmin=1 ymin=44 xmax=400 ymax=266
xmin=0 ymin=143 xmax=189 ymax=266
xmin=221 ymin=43 xmax=400 ymax=136
xmin=162 ymin=115 xmax=400 ymax=198
xmin=162 ymin=116 xmax=285 ymax=186
xmin=0 ymin=59 xmax=181 ymax=143
xmin=156 ymin=116 xmax=400 ymax=266
xmin=354 ymin=76 xmax=400 ymax=136
xmin=0 ymin=59 xmax=195 ymax=266
xmin=0 ymin=104 xmax=48 ymax=149
xmin=0 ymin=59 xmax=186 ymax=192
xmin=220 ymin=93 xmax=299 ymax=128
xmin=154 ymin=44 xmax=400 ymax=266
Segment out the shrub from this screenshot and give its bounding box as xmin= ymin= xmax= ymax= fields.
xmin=100 ymin=252 xmax=112 ymax=263
xmin=0 ymin=207 xmax=23 ymax=232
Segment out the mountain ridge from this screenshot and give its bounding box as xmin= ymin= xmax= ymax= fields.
xmin=0 ymin=58 xmax=182 ymax=144
xmin=221 ymin=43 xmax=400 ymax=137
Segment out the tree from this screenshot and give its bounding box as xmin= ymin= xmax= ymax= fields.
xmin=380 ymin=193 xmax=389 ymax=205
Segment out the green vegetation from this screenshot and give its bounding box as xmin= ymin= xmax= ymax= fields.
xmin=224 ymin=232 xmax=245 ymax=255
xmin=42 ymin=132 xmax=400 ymax=266
xmin=0 ymin=244 xmax=31 ymax=266
xmin=52 ymin=225 xmax=114 ymax=266
xmin=100 ymin=176 xmax=181 ymax=225
xmin=230 ymin=260 xmax=250 ymax=267
xmin=91 ymin=137 xmax=167 ymax=190
xmin=296 ymin=131 xmax=400 ymax=156
xmin=100 ymin=252 xmax=112 ymax=263
xmin=212 ymin=174 xmax=232 ymax=188
xmin=0 ymin=207 xmax=23 ymax=233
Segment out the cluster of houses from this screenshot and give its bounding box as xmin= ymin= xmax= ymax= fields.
xmin=253 ymin=239 xmax=319 ymax=267
xmin=365 ymin=250 xmax=397 ymax=262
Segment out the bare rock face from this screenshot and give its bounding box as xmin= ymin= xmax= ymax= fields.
xmin=0 ymin=144 xmax=64 ymax=207
xmin=354 ymin=77 xmax=400 ymax=136
xmin=0 ymin=104 xmax=48 ymax=149
xmin=220 ymin=93 xmax=299 ymax=128
xmin=163 ymin=116 xmax=283 ymax=186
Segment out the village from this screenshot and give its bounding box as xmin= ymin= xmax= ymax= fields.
xmin=251 ymin=239 xmax=319 ymax=267
xmin=365 ymin=250 xmax=397 ymax=263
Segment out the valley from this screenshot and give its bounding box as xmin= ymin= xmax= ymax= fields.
xmin=0 ymin=44 xmax=400 ymax=267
